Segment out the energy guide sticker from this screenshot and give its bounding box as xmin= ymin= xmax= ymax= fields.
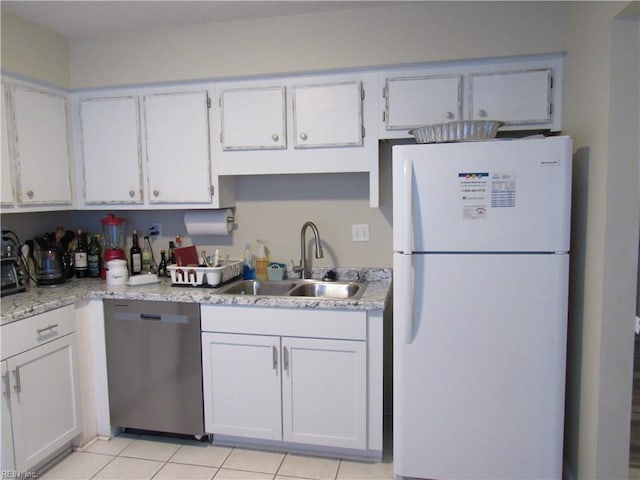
xmin=491 ymin=172 xmax=516 ymax=207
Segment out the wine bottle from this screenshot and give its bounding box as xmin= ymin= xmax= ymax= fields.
xmin=74 ymin=230 xmax=88 ymax=278
xmin=158 ymin=250 xmax=168 ymax=277
xmin=130 ymin=230 xmax=142 ymax=275
xmin=87 ymin=234 xmax=102 ymax=278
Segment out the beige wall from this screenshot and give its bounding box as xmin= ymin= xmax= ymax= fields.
xmin=68 ymin=2 xmax=570 ymax=88
xmin=0 ymin=12 xmax=70 ymax=88
xmin=562 ymin=3 xmax=639 ymax=479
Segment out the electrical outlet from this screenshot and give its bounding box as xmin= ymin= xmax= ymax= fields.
xmin=352 ymin=224 xmax=370 ymax=242
xmin=148 ymin=223 xmax=161 ymax=237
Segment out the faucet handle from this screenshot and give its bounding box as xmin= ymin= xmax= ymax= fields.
xmin=290 ymin=259 xmax=303 ymax=273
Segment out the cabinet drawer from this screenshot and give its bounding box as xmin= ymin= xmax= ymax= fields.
xmin=1 ymin=305 xmax=75 ymax=360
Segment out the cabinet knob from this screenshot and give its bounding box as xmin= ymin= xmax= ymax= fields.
xmin=153 ymin=190 xmax=160 ymax=197
xmin=26 ymin=190 xmax=34 ymax=199
xmin=129 ymin=190 xmax=135 ymax=198
xmin=271 ymin=133 xmax=279 ymax=142
xmin=299 ymin=132 xmax=308 ymax=141
xmin=445 ymin=111 xmax=455 ymax=120
xmin=478 ymin=109 xmax=488 ymax=118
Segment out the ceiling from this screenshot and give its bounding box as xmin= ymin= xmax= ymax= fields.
xmin=1 ymin=1 xmax=391 ymax=40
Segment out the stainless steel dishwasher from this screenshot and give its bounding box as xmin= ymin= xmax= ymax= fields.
xmin=104 ymin=299 xmax=204 ymax=437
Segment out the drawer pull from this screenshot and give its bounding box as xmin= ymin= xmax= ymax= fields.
xmin=12 ymin=368 xmax=21 ymax=393
xmin=37 ymin=323 xmax=59 ymax=335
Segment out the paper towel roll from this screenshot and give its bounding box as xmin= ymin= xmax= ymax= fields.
xmin=184 ymin=209 xmax=234 ymax=236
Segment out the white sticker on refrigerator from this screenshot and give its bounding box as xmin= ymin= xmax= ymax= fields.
xmin=459 ymin=172 xmax=489 ymax=203
xmin=491 ymin=172 xmax=516 ymax=207
xmin=459 ymin=173 xmax=489 ymax=220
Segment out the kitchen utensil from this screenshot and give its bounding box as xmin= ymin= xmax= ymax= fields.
xmin=101 ymin=214 xmax=126 ymax=279
xmin=105 ymin=259 xmax=128 ymax=286
xmin=409 ymin=120 xmax=505 ymax=144
xmin=33 ymin=236 xmax=65 ymax=286
xmin=174 ymin=245 xmax=199 ymax=266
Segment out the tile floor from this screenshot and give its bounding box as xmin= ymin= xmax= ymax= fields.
xmin=40 ymin=424 xmax=393 ymax=480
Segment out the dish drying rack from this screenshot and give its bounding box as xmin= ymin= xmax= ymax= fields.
xmin=167 ymin=260 xmax=243 ymax=288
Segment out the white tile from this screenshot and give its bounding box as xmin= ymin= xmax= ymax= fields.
xmin=170 ymin=444 xmax=233 ymax=467
xmin=337 ymin=459 xmax=394 ymax=480
xmin=119 ymin=438 xmax=182 ymax=461
xmin=84 ymin=436 xmax=136 ymax=456
xmin=155 ymin=462 xmax=218 ymax=480
xmin=92 ymin=456 xmax=164 ymax=480
xmin=222 ymin=448 xmax=285 ymax=474
xmin=40 ymin=452 xmax=113 ymax=480
xmin=277 ymin=454 xmax=339 ymax=480
xmin=214 ymin=468 xmax=274 ymax=480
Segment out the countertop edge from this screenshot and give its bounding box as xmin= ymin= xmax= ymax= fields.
xmin=1 ymin=272 xmax=392 ymax=326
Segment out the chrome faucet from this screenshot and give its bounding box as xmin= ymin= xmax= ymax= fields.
xmin=293 ymin=221 xmax=324 ymax=279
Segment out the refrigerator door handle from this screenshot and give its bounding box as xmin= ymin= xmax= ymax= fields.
xmin=396 ymin=253 xmax=415 ymax=344
xmin=401 ymin=157 xmax=414 ymax=254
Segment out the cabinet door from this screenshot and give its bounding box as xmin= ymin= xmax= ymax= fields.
xmin=292 ymin=81 xmax=363 ymax=148
xmin=384 ymin=74 xmax=462 ymax=130
xmin=220 ymin=86 xmax=286 ymax=150
xmin=202 ymin=332 xmax=282 ymax=440
xmin=12 ymin=87 xmax=72 ymax=206
xmin=79 ymin=96 xmax=143 ymax=204
xmin=1 ymin=362 xmax=15 ymax=471
xmin=1 ymin=84 xmax=15 ymax=207
xmin=7 ymin=334 xmax=80 ymax=472
xmin=144 ymin=91 xmax=213 ymax=203
xmin=469 ymin=68 xmax=552 ymax=125
xmin=282 ymin=337 xmax=367 ymax=449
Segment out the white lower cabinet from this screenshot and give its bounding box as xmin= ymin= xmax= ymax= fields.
xmin=202 ymin=332 xmax=366 ymax=449
xmin=201 ymin=305 xmax=372 ymax=452
xmin=0 ymin=306 xmax=81 ymax=473
xmin=281 ymin=336 xmax=366 ymax=449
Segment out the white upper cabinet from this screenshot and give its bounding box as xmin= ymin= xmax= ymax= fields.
xmin=220 ymin=86 xmax=286 ymax=150
xmin=11 ymin=86 xmax=73 ymax=206
xmin=213 ymin=73 xmax=379 ymax=206
xmin=1 ymin=83 xmax=15 ymax=207
xmin=73 ymin=86 xmax=235 ymax=209
xmin=143 ymin=91 xmax=213 ymax=204
xmin=383 ymin=74 xmax=462 ymax=131
xmin=379 ymin=53 xmax=563 ymax=138
xmin=292 ymin=81 xmax=363 ymax=148
xmin=469 ymin=68 xmax=552 ymax=124
xmin=79 ymin=96 xmax=143 ymax=204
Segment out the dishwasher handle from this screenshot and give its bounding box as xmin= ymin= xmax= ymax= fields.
xmin=113 ymin=311 xmax=189 ymax=324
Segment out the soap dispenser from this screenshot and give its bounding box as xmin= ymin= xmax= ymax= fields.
xmin=255 ymin=240 xmax=269 ymax=281
xmin=243 ymin=243 xmax=255 ymax=280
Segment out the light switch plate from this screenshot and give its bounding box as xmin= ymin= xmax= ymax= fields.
xmin=352 ymin=224 xmax=370 ymax=242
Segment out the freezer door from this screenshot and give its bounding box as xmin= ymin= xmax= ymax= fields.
xmin=393 ymin=252 xmax=568 ymax=479
xmin=392 ymin=136 xmax=572 ymax=253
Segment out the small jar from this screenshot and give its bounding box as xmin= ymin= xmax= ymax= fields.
xmin=105 ymin=259 xmax=129 ymax=286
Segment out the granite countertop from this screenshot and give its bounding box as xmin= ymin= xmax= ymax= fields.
xmin=1 ymin=268 xmax=392 ymax=326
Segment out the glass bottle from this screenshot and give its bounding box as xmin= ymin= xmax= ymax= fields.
xmin=142 ymin=235 xmax=154 ymax=273
xmin=130 ymin=230 xmax=142 ymax=276
xmin=74 ymin=230 xmax=88 ymax=278
xmin=157 ymin=250 xmax=168 ymax=277
xmin=87 ymin=234 xmax=102 ymax=278
xmin=167 ymin=241 xmax=176 ymax=265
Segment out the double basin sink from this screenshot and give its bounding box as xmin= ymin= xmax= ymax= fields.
xmin=218 ymin=279 xmax=366 ymax=300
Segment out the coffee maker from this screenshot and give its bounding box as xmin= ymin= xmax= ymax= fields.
xmin=101 ymin=214 xmax=125 ymax=279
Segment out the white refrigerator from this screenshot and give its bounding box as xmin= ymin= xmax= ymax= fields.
xmin=392 ymin=136 xmax=572 ymax=480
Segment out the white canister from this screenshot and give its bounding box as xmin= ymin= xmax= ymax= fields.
xmin=106 ymin=259 xmax=129 ymax=286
